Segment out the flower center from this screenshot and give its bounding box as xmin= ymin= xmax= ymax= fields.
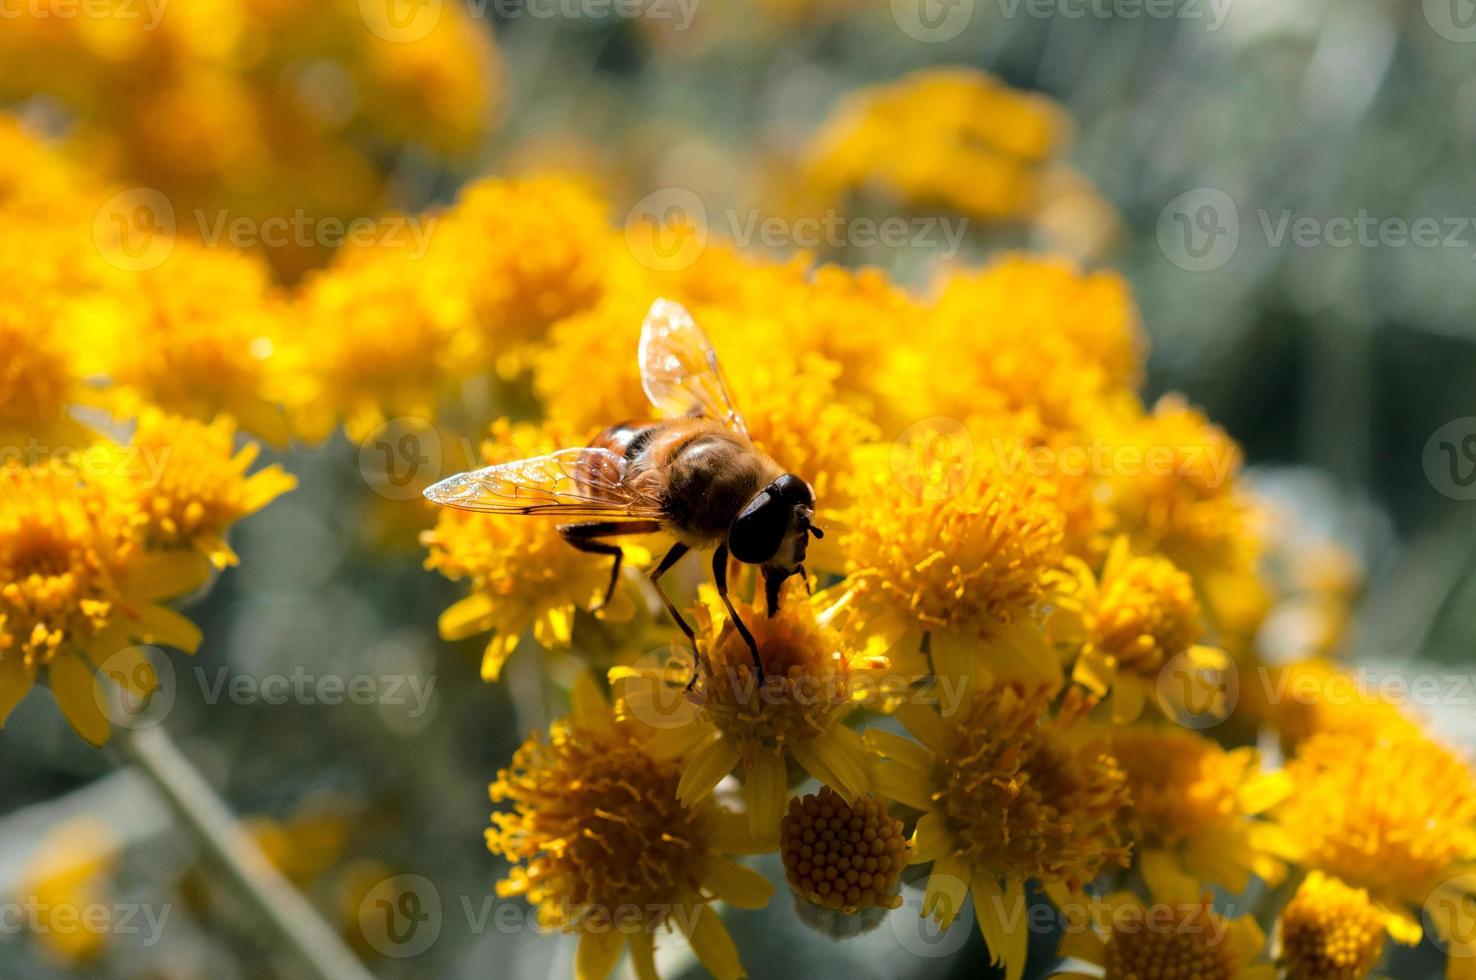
xmin=489 ymin=722 xmax=707 ymax=924
xmin=1102 ymin=910 xmax=1236 ymax=980
xmin=780 ymin=788 xmax=907 ymax=913
xmin=937 ymin=687 xmax=1128 ymax=888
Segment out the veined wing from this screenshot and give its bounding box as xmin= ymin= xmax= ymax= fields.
xmin=638 ymin=298 xmax=749 ymax=438
xmin=423 ymin=448 xmax=665 ymax=519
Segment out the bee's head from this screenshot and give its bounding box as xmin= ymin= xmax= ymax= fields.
xmin=728 ymin=473 xmax=822 ymax=573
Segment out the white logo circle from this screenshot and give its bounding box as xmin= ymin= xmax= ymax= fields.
xmin=889 ymin=876 xmax=972 ymax=958
xmin=92 ymin=645 xmax=175 ymax=731
xmin=625 ymin=188 xmax=709 ymax=272
xmin=1156 ymin=649 xmax=1239 ymax=729
xmin=359 ymin=417 xmax=443 ymax=501
xmin=360 ymin=0 xmax=443 ymax=43
xmin=1157 ymin=187 xmax=1239 ymax=272
xmin=93 ymin=188 xmax=176 ymax=272
xmin=358 ymin=874 xmax=442 ymax=958
xmin=1423 ymin=418 xmax=1476 ymax=501
xmin=1424 ymin=0 xmax=1476 ymax=42
xmin=891 ymin=0 xmax=975 ymax=42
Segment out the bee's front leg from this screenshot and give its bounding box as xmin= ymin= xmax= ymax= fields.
xmin=713 ymin=545 xmax=763 ymax=682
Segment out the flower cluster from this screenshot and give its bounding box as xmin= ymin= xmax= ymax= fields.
xmin=3 ymin=46 xmax=1465 ymax=980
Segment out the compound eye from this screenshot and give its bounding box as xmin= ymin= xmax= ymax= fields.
xmin=730 ymin=491 xmax=788 ymax=564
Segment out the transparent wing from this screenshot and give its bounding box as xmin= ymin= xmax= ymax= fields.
xmin=639 ymin=298 xmax=748 ymax=437
xmin=423 ymin=448 xmax=665 ymax=519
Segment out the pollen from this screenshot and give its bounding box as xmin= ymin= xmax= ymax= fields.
xmin=1277 ymin=728 xmax=1476 ymax=907
xmin=842 ymin=460 xmax=1065 ymax=647
xmin=0 ymin=462 xmax=131 ymax=667
xmin=487 ymin=717 xmax=706 ymax=927
xmin=937 ymin=686 xmax=1129 ymax=889
xmin=779 ymin=788 xmax=907 ymax=914
xmin=1278 ymin=872 xmax=1384 ymax=980
xmin=112 ymin=409 xmax=295 ymax=567
xmin=692 ymin=582 xmax=857 ymax=755
xmin=1101 ymin=897 xmax=1238 ymax=980
xmin=1090 ymin=550 xmax=1200 ymax=677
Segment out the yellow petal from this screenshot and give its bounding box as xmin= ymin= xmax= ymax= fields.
xmin=874 ymin=760 xmax=937 ymax=812
xmin=707 ymin=809 xmax=771 ymax=855
xmin=628 ymin=930 xmax=659 ymax=980
xmin=132 ymin=604 xmax=202 ymax=654
xmin=789 ymin=725 xmax=871 ymax=803
xmin=864 ymin=728 xmax=937 ymax=773
xmin=575 ymin=928 xmax=625 ymax=980
xmin=923 ymin=852 xmax=970 ymax=928
xmin=678 ymin=899 xmax=743 ymax=980
xmin=1071 ymin=648 xmax=1116 ymax=696
xmin=893 ymin=700 xmax=949 ymax=752
xmin=1140 ymin=849 xmax=1198 ymax=906
xmin=745 ymin=751 xmax=787 ymax=840
xmin=911 ymin=811 xmax=952 ymax=864
xmin=439 ymin=593 xmax=496 ymax=641
xmin=677 ymin=735 xmax=741 ymax=807
xmin=87 ymin=644 xmax=157 ymax=700
xmin=128 ymin=551 xmax=212 ymax=600
xmin=481 ymin=632 xmax=519 ymax=682
xmin=49 ymin=656 xmax=111 ymax=747
xmin=571 ymin=671 xmax=613 ymax=732
xmin=701 ymin=855 xmax=773 ymax=910
xmin=0 ymin=655 xmax=36 ymax=727
xmin=1109 ymin=677 xmax=1146 ymax=724
xmin=972 ymin=874 xmax=1007 ymax=962
xmin=929 ymin=629 xmax=980 ymax=690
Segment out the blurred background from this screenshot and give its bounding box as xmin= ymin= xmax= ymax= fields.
xmin=1 ymin=0 xmax=1474 ymax=977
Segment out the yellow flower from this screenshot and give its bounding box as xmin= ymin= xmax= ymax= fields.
xmin=102 ymin=409 xmax=296 ymax=568
xmin=422 ymin=420 xmax=637 ymax=682
xmin=1277 ymin=871 xmax=1385 ymax=980
xmin=1108 ymin=725 xmax=1293 ymax=895
xmin=1258 ymin=657 xmax=1420 ymax=750
xmin=489 ymin=675 xmax=772 ymax=980
xmin=838 ymin=449 xmax=1067 ymax=688
xmin=1276 ymin=726 xmax=1476 ymax=946
xmin=614 ymin=579 xmax=886 ymax=840
xmin=293 ymin=242 xmax=469 ymax=444
xmin=14 ymin=818 xmax=121 ymax=965
xmin=1054 ymin=864 xmax=1276 ymax=980
xmin=799 ymin=68 xmax=1071 ymax=223
xmin=779 ymin=787 xmax=908 ymax=922
xmin=1054 ymin=537 xmax=1225 ymax=722
xmin=0 ymin=285 xmax=95 ymax=449
xmin=877 ymin=256 xmax=1141 ymax=438
xmin=871 ymin=685 xmax=1130 ymax=980
xmin=0 ymin=460 xmax=209 ymax=745
xmin=1104 ymin=396 xmax=1259 ymax=591
xmin=84 ymin=241 xmax=299 ymax=446
xmin=436 ymin=176 xmax=616 ymax=376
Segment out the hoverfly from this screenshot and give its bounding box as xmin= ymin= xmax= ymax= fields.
xmin=423 ymin=299 xmax=823 ymax=677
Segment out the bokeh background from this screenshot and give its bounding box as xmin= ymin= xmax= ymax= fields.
xmin=2 ymin=0 xmax=1475 ymax=977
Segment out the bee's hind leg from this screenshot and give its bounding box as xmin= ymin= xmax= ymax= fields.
xmin=559 ymin=521 xmax=663 ymax=610
xmin=713 ymin=545 xmax=764 ymax=682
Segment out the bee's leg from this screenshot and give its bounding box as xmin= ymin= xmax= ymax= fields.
xmin=649 ymin=542 xmax=695 ymax=641
xmin=713 ymin=544 xmax=763 ymax=680
xmin=559 ymin=521 xmax=663 ymax=610
xmin=648 ymin=543 xmax=698 ymax=688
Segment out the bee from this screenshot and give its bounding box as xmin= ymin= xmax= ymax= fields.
xmin=423 ymin=299 xmax=823 ymax=676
